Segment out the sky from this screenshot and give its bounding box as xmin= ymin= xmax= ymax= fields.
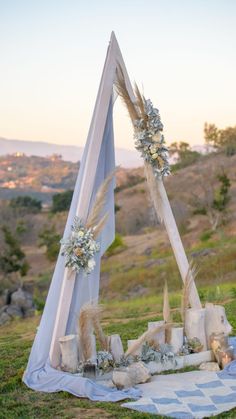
xmin=0 ymin=0 xmax=236 ymax=149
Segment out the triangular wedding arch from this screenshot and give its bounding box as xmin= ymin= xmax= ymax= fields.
xmin=49 ymin=31 xmax=201 ymax=366
xmin=24 ymin=32 xmax=201 ymax=399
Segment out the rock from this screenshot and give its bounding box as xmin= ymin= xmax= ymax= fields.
xmin=112 ymin=368 xmax=133 ymax=389
xmin=128 ymin=361 xmax=151 ymax=384
xmin=6 ymin=304 xmax=23 ymax=318
xmin=0 ymin=311 xmax=11 ymax=326
xmin=191 ymin=248 xmax=215 ymax=258
xmin=11 ymin=288 xmax=34 ymax=311
xmin=109 ymin=334 xmax=124 ymax=363
xmin=199 ymin=362 xmax=220 ymax=372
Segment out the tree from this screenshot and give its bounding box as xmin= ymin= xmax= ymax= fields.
xmin=0 ymin=226 xmax=29 ymax=280
xmin=38 ymin=225 xmax=60 ymax=261
xmin=192 ymin=171 xmax=231 ymax=231
xmin=204 ymin=123 xmax=236 ymax=156
xmin=169 ymin=141 xmax=200 ymax=170
xmin=10 ymin=195 xmax=42 ymax=213
xmin=51 ymin=190 xmax=73 ymax=213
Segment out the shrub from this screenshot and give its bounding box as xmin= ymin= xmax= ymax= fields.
xmin=52 ymin=190 xmax=73 ymax=212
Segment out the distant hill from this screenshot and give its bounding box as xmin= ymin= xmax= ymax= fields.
xmin=0 ymin=137 xmax=142 ymax=168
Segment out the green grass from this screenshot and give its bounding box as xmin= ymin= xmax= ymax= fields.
xmin=0 ymin=295 xmax=236 ymax=418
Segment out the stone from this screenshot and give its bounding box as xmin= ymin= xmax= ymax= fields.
xmin=128 ymin=361 xmax=151 ymax=384
xmin=199 ymin=362 xmax=220 ymax=372
xmin=6 ymin=304 xmax=23 ymax=318
xmin=112 ymin=368 xmax=133 ymax=389
xmin=109 ymin=334 xmax=124 ymax=363
xmin=0 ymin=311 xmax=11 ymax=326
xmin=11 ymin=288 xmax=34 ymax=311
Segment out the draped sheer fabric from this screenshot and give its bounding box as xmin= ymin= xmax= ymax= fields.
xmin=23 ymin=99 xmax=140 ymax=401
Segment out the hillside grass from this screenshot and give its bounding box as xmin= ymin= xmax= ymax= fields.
xmin=0 ymin=292 xmax=236 ymax=419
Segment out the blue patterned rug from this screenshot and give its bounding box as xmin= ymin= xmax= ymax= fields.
xmin=122 ymin=369 xmax=236 ymax=418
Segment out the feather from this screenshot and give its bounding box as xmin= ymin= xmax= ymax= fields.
xmin=144 ymin=162 xmax=163 ymax=223
xmin=86 ymin=170 xmax=115 ymax=231
xmin=163 ymin=279 xmax=171 ymax=323
xmin=115 ymin=67 xmax=140 ymax=124
xmin=181 ymin=261 xmax=198 ymax=330
xmin=125 ymin=323 xmax=173 ymax=357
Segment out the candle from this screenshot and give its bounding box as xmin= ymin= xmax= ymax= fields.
xmin=218 ymin=346 xmax=234 ymax=369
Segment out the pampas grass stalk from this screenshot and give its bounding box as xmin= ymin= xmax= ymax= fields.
xmin=86 ymin=170 xmax=115 ymax=231
xmin=78 ymin=303 xmax=95 ymax=361
xmin=125 ymin=323 xmax=173 ymax=357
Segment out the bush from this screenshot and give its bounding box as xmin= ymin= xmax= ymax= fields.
xmin=200 ymin=230 xmax=213 ymax=242
xmin=10 ymin=195 xmax=42 ymax=212
xmin=52 ymin=190 xmax=73 ymax=212
xmin=38 ymin=226 xmax=60 ymax=261
xmin=106 ymin=233 xmax=126 ymax=256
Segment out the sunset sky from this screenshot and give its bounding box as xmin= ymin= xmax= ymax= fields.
xmin=0 ymin=0 xmax=235 ymax=149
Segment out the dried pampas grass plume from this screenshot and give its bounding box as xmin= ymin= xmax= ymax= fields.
xmin=86 ymin=170 xmax=116 ymax=234
xmin=125 ymin=323 xmax=173 ymax=357
xmin=78 ymin=303 xmax=95 ymax=361
xmin=78 ymin=302 xmax=109 ymax=361
xmin=115 ymin=67 xmax=139 ymax=124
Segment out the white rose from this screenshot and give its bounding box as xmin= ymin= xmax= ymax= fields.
xmin=78 ymin=231 xmax=84 ymax=238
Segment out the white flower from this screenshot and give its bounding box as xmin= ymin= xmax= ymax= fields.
xmin=89 ymin=242 xmax=96 ymax=251
xmin=88 ymin=258 xmax=96 ymax=270
xmin=151 ymin=153 xmax=158 ymax=159
xmin=78 ymin=230 xmax=84 ymax=238
xmin=150 ymin=145 xmax=157 ymax=154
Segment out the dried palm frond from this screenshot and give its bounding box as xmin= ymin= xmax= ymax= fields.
xmin=78 ymin=303 xmax=95 ymax=361
xmin=163 ymin=279 xmax=171 ymax=324
xmin=86 ymin=170 xmax=115 ymax=231
xmin=125 ymin=323 xmax=173 ymax=357
xmin=115 ymin=67 xmax=139 ymax=124
xmin=181 ymin=261 xmax=198 ymax=329
xmin=144 ymin=162 xmax=163 ymax=223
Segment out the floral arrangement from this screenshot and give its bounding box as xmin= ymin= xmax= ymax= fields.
xmin=134 ymin=99 xmax=170 ymax=178
xmin=60 ymin=217 xmax=100 ymax=274
xmin=115 ymin=70 xmax=170 ymax=178
xmin=60 ymin=172 xmax=114 ymax=275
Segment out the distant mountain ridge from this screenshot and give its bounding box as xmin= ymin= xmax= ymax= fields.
xmin=0 ymin=136 xmax=142 ymax=168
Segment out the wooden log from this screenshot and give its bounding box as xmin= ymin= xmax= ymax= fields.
xmin=185 ymin=308 xmax=207 ymax=350
xmin=110 ymin=334 xmax=124 ymax=362
xmin=59 ymin=334 xmax=78 ymax=373
xmin=170 ymin=327 xmax=184 ymax=354
xmin=148 ymin=321 xmax=165 ymax=347
xmin=155 ymin=177 xmax=201 ymax=310
xmin=205 ymin=303 xmax=232 ymax=349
